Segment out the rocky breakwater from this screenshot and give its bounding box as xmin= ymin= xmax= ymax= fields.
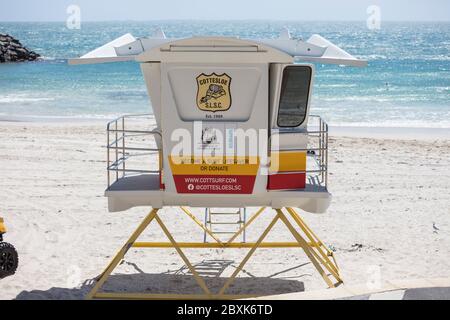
xmin=0 ymin=34 xmax=40 ymax=63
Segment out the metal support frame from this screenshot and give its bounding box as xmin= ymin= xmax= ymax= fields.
xmin=87 ymin=207 xmax=342 ymax=300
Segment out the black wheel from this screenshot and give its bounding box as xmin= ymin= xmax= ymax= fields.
xmin=0 ymin=242 xmax=18 ymax=278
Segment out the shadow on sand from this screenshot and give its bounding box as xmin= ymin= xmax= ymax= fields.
xmin=15 ymin=260 xmax=309 ymax=300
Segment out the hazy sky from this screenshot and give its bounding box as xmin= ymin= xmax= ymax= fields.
xmin=1 ymin=0 xmax=449 ymax=22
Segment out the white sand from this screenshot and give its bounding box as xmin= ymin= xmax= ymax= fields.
xmin=0 ymin=121 xmax=449 ymax=299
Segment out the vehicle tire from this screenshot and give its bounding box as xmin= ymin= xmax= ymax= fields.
xmin=0 ymin=242 xmax=18 ymax=278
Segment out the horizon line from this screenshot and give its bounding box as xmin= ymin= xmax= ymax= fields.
xmin=1 ymin=19 xmax=449 ymax=23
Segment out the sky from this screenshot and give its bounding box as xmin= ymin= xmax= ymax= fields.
xmin=0 ymin=0 xmax=449 ymax=22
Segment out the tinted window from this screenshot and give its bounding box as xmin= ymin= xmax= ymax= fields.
xmin=277 ymin=66 xmax=311 ymax=127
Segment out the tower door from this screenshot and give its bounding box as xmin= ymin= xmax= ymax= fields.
xmin=268 ymin=64 xmax=314 ymax=190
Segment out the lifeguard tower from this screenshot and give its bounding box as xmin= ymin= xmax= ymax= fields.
xmin=70 ymin=29 xmax=366 ymax=299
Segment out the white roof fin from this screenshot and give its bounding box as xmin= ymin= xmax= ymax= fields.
xmin=279 ymin=27 xmax=291 ymax=40
xmin=68 ymin=33 xmax=138 ymax=65
xmin=301 ymin=34 xmax=368 ymax=67
xmin=153 ymin=27 xmax=166 ymax=39
xmin=256 ymin=32 xmax=367 ymax=67
xmin=69 ymin=31 xmax=367 ymax=67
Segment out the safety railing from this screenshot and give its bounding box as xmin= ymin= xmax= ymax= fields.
xmin=307 ymin=115 xmax=329 ymax=188
xmin=275 ymin=115 xmax=329 ymax=188
xmin=106 ymin=114 xmax=162 ymax=189
xmin=106 ymin=114 xmax=328 ymax=190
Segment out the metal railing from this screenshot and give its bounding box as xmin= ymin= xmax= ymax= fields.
xmin=307 ymin=115 xmax=329 ymax=187
xmin=275 ymin=115 xmax=329 ymax=188
xmin=106 ymin=113 xmax=328 ymax=190
xmin=106 ymin=114 xmax=162 ymax=189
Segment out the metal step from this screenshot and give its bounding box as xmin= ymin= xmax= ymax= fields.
xmin=204 ymin=208 xmax=246 ymax=243
xmin=207 ymin=212 xmax=240 ymax=215
xmin=206 ymin=221 xmax=243 ymax=225
xmin=210 ymin=231 xmax=237 ymax=234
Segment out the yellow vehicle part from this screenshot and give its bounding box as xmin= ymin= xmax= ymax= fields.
xmin=0 ymin=217 xmax=6 ymax=234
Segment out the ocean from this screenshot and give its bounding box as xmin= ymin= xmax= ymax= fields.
xmin=0 ymin=21 xmax=449 ymax=128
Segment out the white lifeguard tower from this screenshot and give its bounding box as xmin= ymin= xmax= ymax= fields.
xmin=70 ymin=29 xmax=366 ymax=300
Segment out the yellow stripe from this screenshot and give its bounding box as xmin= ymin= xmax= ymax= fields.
xmin=270 ymin=151 xmax=306 ymax=172
xmin=169 ymin=156 xmax=259 ymax=176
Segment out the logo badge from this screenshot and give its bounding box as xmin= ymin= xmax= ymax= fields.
xmin=196 ymin=73 xmax=232 ymax=112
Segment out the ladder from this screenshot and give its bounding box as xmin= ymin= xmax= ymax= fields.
xmin=203 ymin=208 xmax=246 ymax=243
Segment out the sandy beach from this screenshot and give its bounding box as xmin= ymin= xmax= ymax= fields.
xmin=0 ymin=121 xmax=449 ymax=299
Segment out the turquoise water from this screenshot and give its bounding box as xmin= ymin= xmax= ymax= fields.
xmin=0 ymin=21 xmax=449 ymax=127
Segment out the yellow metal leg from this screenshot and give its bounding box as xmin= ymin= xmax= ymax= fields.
xmin=286 ymin=207 xmax=341 ymax=280
xmin=92 ymin=292 xmax=260 ymax=300
xmin=226 ymin=207 xmax=266 ymax=244
xmin=180 ymin=206 xmax=223 ymax=245
xmin=287 ymin=208 xmax=337 ymax=259
xmin=276 ymin=209 xmax=337 ymax=288
xmin=87 ymin=208 xmax=159 ymax=299
xmin=218 ymin=214 xmax=280 ymax=295
xmin=132 ymin=242 xmax=312 ymax=248
xmin=155 ymin=214 xmax=211 ymax=295
xmin=87 ymin=206 xmax=342 ymax=299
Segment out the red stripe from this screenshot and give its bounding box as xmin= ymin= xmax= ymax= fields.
xmin=173 ymin=175 xmax=256 ymax=194
xmin=267 ymin=173 xmax=305 ymax=190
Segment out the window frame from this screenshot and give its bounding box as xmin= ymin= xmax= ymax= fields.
xmin=276 ymin=65 xmax=313 ymax=128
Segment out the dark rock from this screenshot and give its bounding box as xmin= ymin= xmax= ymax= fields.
xmin=7 ymin=49 xmax=17 ymax=56
xmin=0 ymin=33 xmax=40 ymax=63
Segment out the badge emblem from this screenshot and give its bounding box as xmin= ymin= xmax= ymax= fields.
xmin=196 ymin=73 xmax=232 ymax=112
